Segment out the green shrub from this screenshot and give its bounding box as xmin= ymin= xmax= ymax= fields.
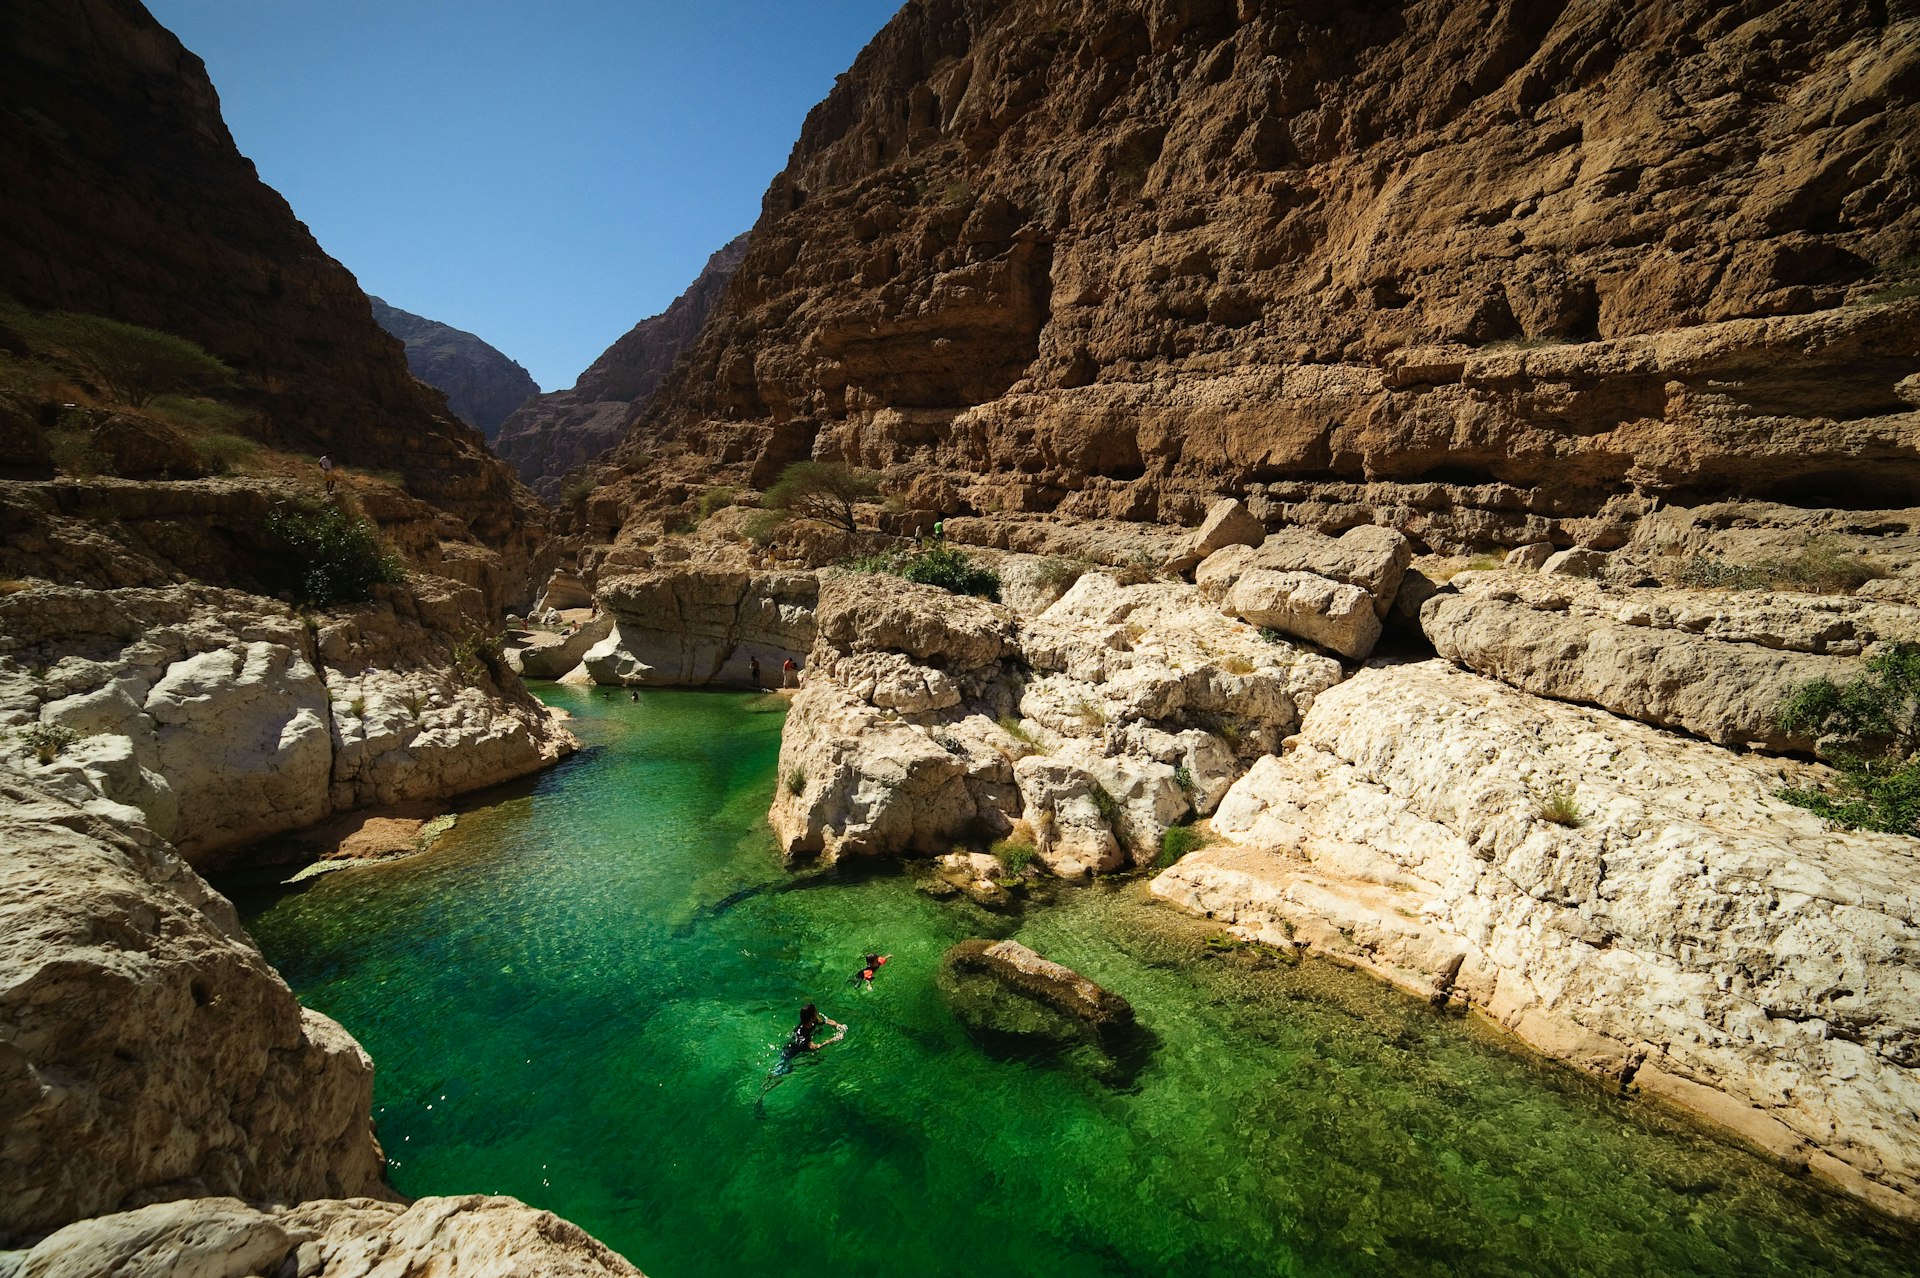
xmin=901 ymin=545 xmax=1000 ymax=600
xmin=996 ymin=715 xmax=1038 ymax=745
xmin=47 ymin=428 xmax=105 ymax=477
xmin=262 ymin=503 xmax=403 ymax=607
xmin=37 ymin=312 xmax=230 ymax=406
xmin=1088 ymin=783 xmax=1122 ymax=827
xmin=743 ymin=509 xmax=787 ymax=547
xmin=560 ymin=477 xmax=594 ymax=508
xmin=150 ymin=394 xmax=254 ymax=432
xmin=697 ymin=486 xmax=738 ymax=519
xmin=18 ymin=722 xmax=79 ymax=764
xmin=451 ymin=631 xmax=503 ymax=682
xmin=1173 ymin=765 xmax=1196 ymax=794
xmin=1535 ymin=784 xmax=1584 ymax=828
xmin=1157 ymin=823 xmax=1205 ymax=867
xmin=991 ymin=838 xmax=1036 ymax=876
xmin=1777 ymin=643 xmax=1920 ymax=834
xmin=785 ymin=767 xmax=807 ymax=796
xmin=192 ymin=432 xmax=257 ymax=474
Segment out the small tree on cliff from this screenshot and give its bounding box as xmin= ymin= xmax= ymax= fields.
xmin=1777 ymin=642 xmax=1920 ymax=835
xmin=762 ymin=461 xmax=881 ymax=537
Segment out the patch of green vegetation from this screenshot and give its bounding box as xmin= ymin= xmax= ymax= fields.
xmin=561 ymin=477 xmax=595 ymax=508
xmin=1777 ymin=643 xmax=1920 ymax=835
xmin=1157 ymin=823 xmax=1205 ymax=868
xmin=192 ymin=432 xmax=257 ymax=475
xmin=697 ymin=486 xmax=738 ymax=520
xmin=996 ymin=715 xmax=1039 ymax=746
xmin=262 ymin=502 xmax=403 ymax=607
xmin=991 ymin=837 xmax=1036 ymax=876
xmin=451 ymin=631 xmax=503 ymax=682
xmin=47 ymin=428 xmax=106 ymax=477
xmin=1257 ymin=627 xmax=1286 ymax=645
xmin=1173 ymin=765 xmax=1196 ymax=795
xmin=1535 ymin=784 xmax=1585 ymax=829
xmin=1673 ymin=538 xmax=1886 ymax=595
xmin=1088 ymin=782 xmax=1122 ymax=827
xmin=841 ymin=542 xmax=1001 ymax=601
xmin=416 ymin=813 xmax=457 ymax=851
xmin=149 ymin=394 xmax=254 ymax=433
xmin=18 ymin=722 xmax=79 ymax=764
xmin=0 ymin=295 xmax=231 ymax=406
xmin=785 ymin=767 xmax=807 ymax=797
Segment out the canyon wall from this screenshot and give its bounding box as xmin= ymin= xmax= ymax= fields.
xmin=495 ymin=233 xmax=750 ymax=500
xmin=370 ymin=298 xmax=540 ymax=441
xmin=0 ymin=0 xmax=541 ymax=561
xmin=587 ymin=0 xmax=1917 ymax=543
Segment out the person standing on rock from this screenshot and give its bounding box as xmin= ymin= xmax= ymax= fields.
xmin=749 ymin=655 xmax=762 ymax=687
xmin=318 ymin=453 xmax=334 ymax=494
xmin=782 ymin=657 xmax=799 ymax=688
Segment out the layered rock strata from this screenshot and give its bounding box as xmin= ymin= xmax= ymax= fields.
xmin=582 ymin=567 xmax=818 ymax=686
xmin=1151 ymin=660 xmax=1920 ymax=1219
xmin=495 ymin=234 xmax=750 ymax=500
xmin=588 ymin=0 xmax=1920 ymax=541
xmin=1421 ymin=568 xmax=1920 ymax=754
xmin=0 ymin=781 xmax=387 ymax=1243
xmin=370 ymin=298 xmax=540 ymax=441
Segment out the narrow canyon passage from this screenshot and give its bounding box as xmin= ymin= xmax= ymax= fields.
xmin=224 ymin=688 xmax=1917 ymax=1278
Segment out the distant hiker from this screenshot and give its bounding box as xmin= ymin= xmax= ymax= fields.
xmin=782 ymin=657 xmax=798 ymax=688
xmin=319 ymin=454 xmax=335 ymax=494
xmin=931 ymin=519 xmax=944 ymax=540
xmin=855 ymin=952 xmax=891 ymax=987
xmin=749 ymin=655 xmax=762 ymax=686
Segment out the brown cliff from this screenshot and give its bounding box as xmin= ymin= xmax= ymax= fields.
xmin=495 ymin=233 xmax=749 ymax=500
xmin=598 ymin=0 xmax=1920 ymax=549
xmin=0 ymin=0 xmax=542 ymax=570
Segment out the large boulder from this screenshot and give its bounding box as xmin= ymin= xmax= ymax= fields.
xmin=1152 ymin=660 xmax=1920 ymax=1220
xmin=1163 ymin=497 xmax=1266 ymax=575
xmin=586 ymin=568 xmax=816 ymax=686
xmin=0 ymin=782 xmax=387 ymax=1244
xmin=810 ymin=572 xmax=1012 ymax=671
xmin=1222 ymin=570 xmax=1381 ymax=660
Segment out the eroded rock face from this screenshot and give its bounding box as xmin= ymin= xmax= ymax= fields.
xmin=592 ymin=0 xmax=1920 ymax=537
xmin=7 ymin=1195 xmax=642 ymax=1277
xmin=0 ymin=782 xmax=387 ymax=1244
xmin=585 ymin=568 xmax=817 ymax=686
xmin=1151 ymin=660 xmax=1920 ymax=1220
xmin=1420 ymin=570 xmax=1920 ymax=753
xmin=0 ymin=582 xmax=575 ymax=866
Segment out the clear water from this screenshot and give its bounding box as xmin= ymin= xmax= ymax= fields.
xmin=228 ymin=687 xmax=1919 ymax=1278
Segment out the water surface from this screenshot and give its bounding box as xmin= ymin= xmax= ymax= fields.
xmin=231 ymin=686 xmax=1917 ymax=1277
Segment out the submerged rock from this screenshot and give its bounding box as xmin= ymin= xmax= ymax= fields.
xmin=938 ymin=939 xmax=1135 ymax=1056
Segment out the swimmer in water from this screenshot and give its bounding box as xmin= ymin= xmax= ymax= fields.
xmin=853 ymin=952 xmax=891 ymax=987
xmin=756 ymin=1003 xmax=845 ymax=1111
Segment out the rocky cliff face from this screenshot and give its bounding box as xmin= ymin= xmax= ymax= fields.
xmin=0 ymin=0 xmax=540 ymax=561
xmin=369 ymin=298 xmax=540 ymax=441
xmin=495 ymin=234 xmax=749 ymax=500
xmin=592 ymin=0 xmax=1918 ymax=541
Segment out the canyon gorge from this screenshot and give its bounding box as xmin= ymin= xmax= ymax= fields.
xmin=2 ymin=0 xmax=1918 ymax=1274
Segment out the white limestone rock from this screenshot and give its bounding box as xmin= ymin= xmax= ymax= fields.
xmin=1163 ymin=497 xmax=1266 ymax=575
xmin=1421 ymin=572 xmax=1920 ymax=753
xmin=1152 ymin=660 xmax=1920 ymax=1220
xmin=0 ymin=782 xmax=386 ymax=1244
xmin=1222 ymin=569 xmax=1382 ymax=660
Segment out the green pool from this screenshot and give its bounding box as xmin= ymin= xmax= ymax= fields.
xmin=230 ymin=686 xmax=1917 ymax=1277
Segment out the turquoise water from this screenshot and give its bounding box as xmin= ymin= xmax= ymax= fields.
xmin=230 ymin=687 xmax=1919 ymax=1277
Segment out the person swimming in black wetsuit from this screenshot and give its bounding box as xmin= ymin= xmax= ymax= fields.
xmin=757 ymin=1003 xmax=844 ymax=1111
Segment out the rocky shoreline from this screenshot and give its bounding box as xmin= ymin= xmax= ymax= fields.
xmin=522 ymin=490 xmax=1920 ymax=1222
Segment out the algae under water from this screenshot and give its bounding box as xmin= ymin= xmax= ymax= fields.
xmin=233 ymin=687 xmax=1918 ymax=1277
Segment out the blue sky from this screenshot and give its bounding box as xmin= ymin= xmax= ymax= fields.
xmin=145 ymin=1 xmax=904 ymax=391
